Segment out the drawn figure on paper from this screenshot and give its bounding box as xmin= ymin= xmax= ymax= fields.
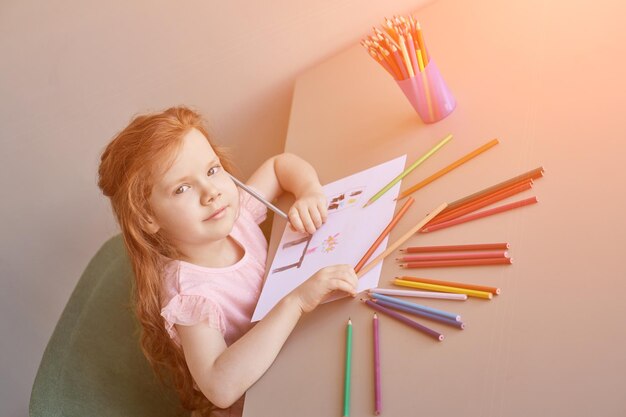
xmin=271 ymin=186 xmax=365 ymax=275
xmin=327 ymin=187 xmax=365 ymax=213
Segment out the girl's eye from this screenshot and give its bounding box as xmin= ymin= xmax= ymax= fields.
xmin=175 ymin=185 xmax=190 ymax=195
xmin=207 ymin=165 xmax=221 ymax=176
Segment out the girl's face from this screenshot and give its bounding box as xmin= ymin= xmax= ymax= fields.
xmin=148 ymin=128 xmax=239 ymax=250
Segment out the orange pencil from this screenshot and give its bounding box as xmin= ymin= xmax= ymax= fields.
xmin=430 ymin=180 xmax=533 ymax=225
xmin=396 ymin=250 xmax=508 ymax=262
xmin=401 ymin=243 xmax=510 ymax=253
xmin=441 ymin=167 xmax=544 ymax=214
xmin=415 ymin=21 xmax=429 ymax=66
xmin=354 ymin=197 xmax=415 ymax=273
xmin=397 ymin=276 xmax=501 ymax=295
xmin=422 ymin=196 xmax=538 ymax=233
xmin=399 ymin=258 xmax=512 ymax=268
xmin=396 ymin=139 xmax=500 ymax=200
xmin=357 ymin=202 xmax=448 ymax=278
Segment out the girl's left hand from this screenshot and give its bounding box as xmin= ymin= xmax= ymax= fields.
xmin=288 ymin=191 xmax=328 ymax=234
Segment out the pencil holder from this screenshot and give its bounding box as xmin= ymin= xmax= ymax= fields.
xmin=396 ymin=60 xmax=456 ymax=124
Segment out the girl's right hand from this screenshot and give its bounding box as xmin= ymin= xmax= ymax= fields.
xmin=289 ymin=265 xmax=358 ymax=314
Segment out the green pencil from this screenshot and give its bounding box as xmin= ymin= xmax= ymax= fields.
xmin=363 ymin=133 xmax=453 ymax=207
xmin=343 ymin=318 xmax=353 ymax=417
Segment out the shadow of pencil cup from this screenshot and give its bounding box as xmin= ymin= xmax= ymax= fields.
xmin=396 ymin=60 xmax=456 ymax=124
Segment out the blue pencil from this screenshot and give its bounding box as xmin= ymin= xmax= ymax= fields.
xmin=369 ymin=292 xmax=461 ymax=322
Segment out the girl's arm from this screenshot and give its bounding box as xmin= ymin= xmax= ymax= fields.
xmin=245 ymin=153 xmax=328 ymax=234
xmin=176 ymin=265 xmax=358 ymax=409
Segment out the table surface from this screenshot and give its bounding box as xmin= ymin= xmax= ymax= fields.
xmin=244 ymin=0 xmax=626 ymax=416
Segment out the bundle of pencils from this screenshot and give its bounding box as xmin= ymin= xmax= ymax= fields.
xmin=361 ymin=15 xmax=430 ymax=81
xmin=421 ymin=167 xmax=544 ymax=233
xmin=396 ymin=242 xmax=512 ymax=269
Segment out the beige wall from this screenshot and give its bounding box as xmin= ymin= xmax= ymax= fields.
xmin=0 ymin=1 xmax=433 ymax=415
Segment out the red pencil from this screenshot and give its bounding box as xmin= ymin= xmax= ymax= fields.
xmin=422 ymin=197 xmax=538 ymax=233
xmin=355 ymin=197 xmax=414 ymax=273
xmin=400 ymin=243 xmax=510 ymax=253
xmin=399 ymin=258 xmax=513 ymax=268
xmin=396 ymin=250 xmax=508 ymax=262
xmin=429 ymin=180 xmax=533 ymax=226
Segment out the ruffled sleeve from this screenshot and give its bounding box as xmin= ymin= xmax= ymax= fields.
xmin=239 ymin=187 xmax=268 ymax=225
xmin=160 ymin=294 xmax=226 ymax=345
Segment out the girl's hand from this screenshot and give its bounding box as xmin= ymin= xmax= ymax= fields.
xmin=288 ymin=191 xmax=328 ymax=234
xmin=289 ymin=265 xmax=358 ymax=314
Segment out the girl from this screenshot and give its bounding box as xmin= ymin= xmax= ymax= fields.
xmin=98 ymin=106 xmax=358 ymax=417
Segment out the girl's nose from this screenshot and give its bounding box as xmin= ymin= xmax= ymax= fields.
xmin=201 ymin=182 xmax=222 ymax=205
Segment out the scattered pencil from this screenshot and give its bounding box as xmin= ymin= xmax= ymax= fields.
xmin=396 ymin=250 xmax=509 ymax=262
xmin=343 ymin=318 xmax=352 ymax=417
xmin=396 ymin=138 xmax=500 ymax=200
xmin=363 ymin=134 xmax=452 ymax=208
xmin=362 ymin=299 xmax=444 ymax=341
xmin=396 ymin=276 xmax=501 ymax=295
xmin=399 ymin=257 xmax=513 ymax=268
xmin=355 ymin=197 xmax=414 ymax=273
xmin=393 ymin=278 xmax=494 ymax=300
xmin=400 ymin=243 xmax=510 ymax=252
xmin=371 ymin=298 xmax=465 ymax=329
xmin=422 ymin=197 xmax=539 ymax=232
xmin=369 ymin=288 xmax=467 ymax=301
xmin=373 ymin=313 xmax=382 ymax=415
xmin=357 ymin=202 xmax=448 ymax=278
xmin=441 ymin=166 xmax=544 ymax=214
xmin=370 ymin=292 xmax=461 ymax=322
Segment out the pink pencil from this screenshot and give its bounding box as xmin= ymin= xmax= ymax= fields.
xmin=422 ymin=197 xmax=538 ymax=233
xmin=373 ymin=313 xmax=382 ymax=415
xmin=396 ymin=250 xmax=509 ymax=262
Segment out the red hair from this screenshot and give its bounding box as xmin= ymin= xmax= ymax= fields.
xmin=98 ymin=106 xmax=236 ymax=415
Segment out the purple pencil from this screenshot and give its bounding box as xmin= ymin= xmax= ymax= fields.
xmin=362 ymin=299 xmax=444 ymax=341
xmin=373 ymin=313 xmax=382 ymax=415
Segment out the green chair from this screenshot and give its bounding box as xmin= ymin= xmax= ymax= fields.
xmin=30 ymin=235 xmax=188 ymax=417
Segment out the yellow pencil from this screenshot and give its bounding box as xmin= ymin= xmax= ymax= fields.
xmin=393 ymin=278 xmax=493 ymax=299
xmin=363 ymin=134 xmax=453 ymax=208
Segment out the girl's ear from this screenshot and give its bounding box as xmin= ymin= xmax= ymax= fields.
xmin=145 ymin=215 xmax=161 ymax=234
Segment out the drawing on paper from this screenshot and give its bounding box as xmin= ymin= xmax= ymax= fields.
xmin=269 ymin=186 xmax=365 ymax=275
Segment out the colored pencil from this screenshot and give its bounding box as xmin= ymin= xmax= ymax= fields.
xmin=229 ymin=174 xmax=288 ymax=219
xmin=441 ymin=167 xmax=544 ymax=214
xmin=362 ymin=299 xmax=444 ymax=341
xmin=357 ymin=202 xmax=448 ymax=278
xmin=369 ymin=292 xmax=461 ymax=322
xmin=343 ymin=318 xmax=352 ymax=417
xmin=393 ymin=279 xmax=494 ymax=299
xmin=372 ymin=298 xmax=465 ymax=329
xmin=396 ymin=250 xmax=509 ymax=262
xmin=373 ymin=313 xmax=382 ymax=415
xmin=363 ymin=16 xmax=432 ymax=80
xmin=355 ymin=197 xmax=415 ymax=273
xmin=396 ymin=139 xmax=500 ymax=200
xmin=429 ymin=180 xmax=533 ymax=225
xmin=396 ymin=276 xmax=501 ymax=295
xmin=422 ymin=196 xmax=539 ymax=233
xmin=369 ymin=288 xmax=467 ymax=300
xmin=399 ymin=257 xmax=512 ymax=268
xmin=401 ymin=243 xmax=510 ymax=253
xmin=363 ymin=135 xmax=453 ymax=208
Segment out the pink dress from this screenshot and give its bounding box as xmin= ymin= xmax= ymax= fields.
xmin=160 ymin=189 xmax=268 ymax=417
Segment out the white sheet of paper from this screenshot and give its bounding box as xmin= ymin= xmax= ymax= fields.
xmin=251 ymin=155 xmax=407 ymax=322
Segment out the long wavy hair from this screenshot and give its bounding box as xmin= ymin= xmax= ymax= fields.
xmin=98 ymin=106 xmax=236 ymax=415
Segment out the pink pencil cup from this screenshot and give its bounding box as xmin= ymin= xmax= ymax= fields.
xmin=396 ymin=60 xmax=456 ymax=124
